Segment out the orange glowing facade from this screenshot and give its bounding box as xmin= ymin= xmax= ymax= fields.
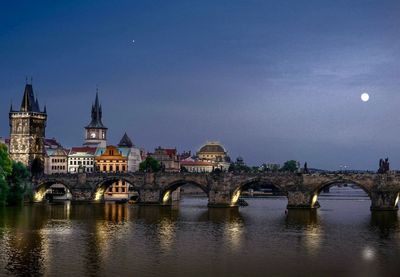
xmin=95 ymin=145 xmax=129 ymax=199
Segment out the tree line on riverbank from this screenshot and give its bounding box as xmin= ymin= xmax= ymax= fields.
xmin=0 ymin=144 xmax=31 ymax=206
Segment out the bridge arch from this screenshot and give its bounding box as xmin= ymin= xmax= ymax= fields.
xmin=310 ymin=178 xmax=372 ymax=208
xmin=160 ymin=179 xmax=209 ymax=204
xmin=93 ymin=177 xmax=141 ymax=201
xmin=34 ymin=180 xmax=74 ymax=202
xmin=231 ymin=177 xmax=287 ymax=206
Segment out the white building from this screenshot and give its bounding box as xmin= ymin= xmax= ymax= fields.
xmin=44 ymin=148 xmax=69 ymax=174
xmin=68 ymin=147 xmax=96 ymax=173
xmin=117 ymin=133 xmax=142 ymax=172
xmin=180 ymin=157 xmax=215 ymax=173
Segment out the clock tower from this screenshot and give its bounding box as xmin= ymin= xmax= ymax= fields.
xmin=84 ymin=91 xmax=107 ymax=147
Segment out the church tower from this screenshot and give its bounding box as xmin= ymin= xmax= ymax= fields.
xmin=9 ymin=83 xmax=47 ymax=167
xmin=84 ymin=91 xmax=107 ymax=147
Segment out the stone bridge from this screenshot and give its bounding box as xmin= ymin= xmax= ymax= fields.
xmin=33 ymin=172 xmax=400 ymax=211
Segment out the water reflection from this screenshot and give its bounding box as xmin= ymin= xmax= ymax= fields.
xmin=285 ymin=209 xmax=322 ymax=256
xmin=0 ymin=206 xmax=47 ymax=276
xmin=104 ymin=202 xmax=129 ymax=222
xmin=198 ymin=207 xmax=243 ymax=223
xmin=285 ymin=209 xmax=319 ymax=227
xmin=0 ymin=199 xmax=400 ymax=276
xmin=370 ymin=211 xmax=399 ymax=239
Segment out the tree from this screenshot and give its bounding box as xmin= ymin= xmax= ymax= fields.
xmin=0 ymin=144 xmax=12 ymax=176
xmin=281 ymin=160 xmax=299 ymax=172
xmin=139 ymin=156 xmax=161 ymax=172
xmin=0 ymin=144 xmax=12 ymax=206
xmin=7 ymin=161 xmax=30 ymax=206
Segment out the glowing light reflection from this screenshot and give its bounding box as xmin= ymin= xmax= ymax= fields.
xmin=225 ymin=222 xmax=243 ymax=251
xmin=362 ymin=246 xmax=375 ymax=261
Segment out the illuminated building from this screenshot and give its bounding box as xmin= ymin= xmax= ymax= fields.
xmin=8 ymin=83 xmax=47 ymax=167
xmin=95 ymin=145 xmax=131 ymax=200
xmin=44 ymin=148 xmax=69 ymax=174
xmin=195 ymin=141 xmax=231 ymax=171
xmin=68 ymin=147 xmax=96 ymax=173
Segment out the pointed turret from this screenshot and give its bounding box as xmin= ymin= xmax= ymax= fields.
xmin=86 ymin=91 xmax=106 ymax=129
xmin=43 ymin=105 xmax=47 ymax=114
xmin=10 ymin=102 xmax=13 ymax=113
xmin=18 ymin=83 xmax=45 ymax=114
xmin=118 ymin=133 xmax=133 ymax=148
xmin=34 ymin=98 xmax=40 ymax=112
xmin=20 ymin=84 xmax=35 ymax=112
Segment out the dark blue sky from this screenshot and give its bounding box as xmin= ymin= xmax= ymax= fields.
xmin=1 ymin=0 xmax=400 ymax=169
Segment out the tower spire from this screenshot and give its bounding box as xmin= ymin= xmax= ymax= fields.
xmin=85 ymin=88 xmax=106 ymax=129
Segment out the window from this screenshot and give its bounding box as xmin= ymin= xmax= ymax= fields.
xmin=110 ymin=165 xmax=113 ymax=171
xmin=116 ymin=166 xmax=119 ymax=172
xmin=103 ymin=166 xmax=106 ymax=172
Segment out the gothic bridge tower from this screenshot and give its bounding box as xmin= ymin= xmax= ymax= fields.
xmin=9 ymin=83 xmax=47 ymax=167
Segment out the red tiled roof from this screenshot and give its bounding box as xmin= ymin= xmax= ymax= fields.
xmin=70 ymin=147 xmax=97 ymax=155
xmin=165 ymin=149 xmax=176 ymax=156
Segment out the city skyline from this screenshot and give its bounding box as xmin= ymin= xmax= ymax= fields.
xmin=1 ymin=1 xmax=400 ymax=170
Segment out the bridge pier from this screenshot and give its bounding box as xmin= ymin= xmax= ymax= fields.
xmin=286 ymin=191 xmax=317 ymax=209
xmin=139 ymin=189 xmax=163 ymax=205
xmin=208 ymin=190 xmax=236 ymax=208
xmin=370 ymin=191 xmax=399 ymax=211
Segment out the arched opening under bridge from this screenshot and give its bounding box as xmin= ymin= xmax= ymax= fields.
xmin=93 ymin=178 xmax=140 ymax=203
xmin=161 ymin=180 xmax=209 ymax=207
xmin=310 ymin=179 xmax=372 ymax=210
xmin=232 ymin=179 xmax=286 ymax=207
xmin=34 ymin=181 xmax=73 ymax=202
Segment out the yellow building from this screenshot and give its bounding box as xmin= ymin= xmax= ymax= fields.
xmin=95 ymin=145 xmax=129 ymax=200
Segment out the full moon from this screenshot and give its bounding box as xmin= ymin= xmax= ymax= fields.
xmin=361 ymin=93 xmax=370 ymax=102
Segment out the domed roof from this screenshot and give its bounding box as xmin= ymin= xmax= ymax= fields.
xmin=198 ymin=141 xmax=226 ymax=153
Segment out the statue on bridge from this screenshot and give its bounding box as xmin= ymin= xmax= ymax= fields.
xmin=303 ymin=162 xmax=309 ymax=174
xmin=378 ymin=158 xmax=390 ymax=174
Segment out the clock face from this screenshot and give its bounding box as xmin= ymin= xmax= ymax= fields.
xmin=90 ymin=132 xmax=96 ymax=138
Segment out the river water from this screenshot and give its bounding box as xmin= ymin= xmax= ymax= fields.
xmin=0 ymin=187 xmax=399 ymax=277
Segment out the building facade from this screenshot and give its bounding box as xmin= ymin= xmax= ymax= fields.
xmin=84 ymin=92 xmax=107 ymax=148
xmin=44 ymin=148 xmax=69 ymax=174
xmin=68 ymin=147 xmax=96 ymax=173
xmin=117 ymin=133 xmax=142 ymax=172
xmin=150 ymin=147 xmax=180 ymax=172
xmin=9 ymin=83 xmax=47 ymax=167
xmin=180 ymin=158 xmax=215 ymax=173
xmin=195 ymin=141 xmax=231 ymax=171
xmin=95 ymin=145 xmax=130 ymax=200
